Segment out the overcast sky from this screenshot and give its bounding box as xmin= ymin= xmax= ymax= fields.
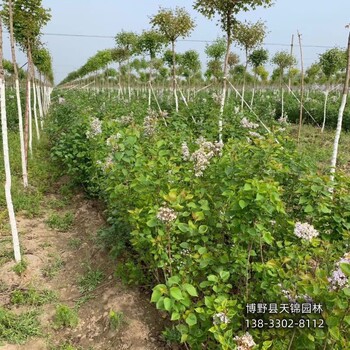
xmin=3 ymin=0 xmax=350 ymax=84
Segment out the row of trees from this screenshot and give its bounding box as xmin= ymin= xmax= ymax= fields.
xmin=1 ymin=0 xmax=53 ymax=263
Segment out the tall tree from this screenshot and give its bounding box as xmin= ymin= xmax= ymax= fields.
xmin=1 ymin=0 xmax=28 ymax=187
xmin=2 ymin=0 xmax=51 ymax=162
xmin=0 ymin=16 xmax=21 ymax=262
xmin=233 ymin=20 xmax=267 ymax=109
xmin=319 ymin=48 xmax=347 ymax=132
xmin=193 ymin=0 xmax=273 ymax=142
xmin=330 ymin=29 xmax=350 ymax=186
xmin=272 ymin=50 xmax=296 ymax=117
xmin=137 ymin=29 xmax=166 ymax=106
xmin=115 ymin=31 xmax=138 ymax=100
xmin=150 ymin=7 xmax=195 ymax=112
xmin=205 ymin=38 xmax=226 ymax=82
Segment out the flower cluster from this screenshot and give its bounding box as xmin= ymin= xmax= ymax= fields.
xmin=212 ymin=312 xmax=230 ymax=325
xmin=248 ymin=131 xmax=264 ymax=139
xmin=241 ymin=117 xmax=259 ymax=129
xmin=277 ymin=114 xmax=289 ymax=124
xmin=279 ymin=285 xmax=313 ymax=303
xmin=156 ymin=206 xmax=177 ymax=223
xmin=328 ymin=253 xmax=350 ymax=290
xmin=86 ymin=117 xmax=102 ymax=139
xmin=97 ymin=155 xmax=113 ymax=172
xmin=294 ymin=222 xmax=319 ymax=241
xmin=212 ymin=92 xmax=222 ymax=104
xmin=118 ymin=114 xmax=134 ymax=126
xmin=143 ymin=109 xmax=158 ymax=136
xmin=234 ymin=332 xmax=256 ymax=350
xmin=190 ymin=138 xmax=224 ymax=177
xmin=181 ymin=142 xmax=190 ymax=161
xmin=106 ymin=133 xmax=122 ymax=151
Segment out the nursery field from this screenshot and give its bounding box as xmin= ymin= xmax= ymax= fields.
xmin=5 ymin=86 xmax=350 ymax=349
xmin=1 ymin=0 xmax=350 ymax=348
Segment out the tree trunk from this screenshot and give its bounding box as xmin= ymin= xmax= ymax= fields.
xmin=171 ymin=40 xmax=179 ymax=112
xmin=218 ymin=27 xmax=232 ymax=143
xmin=0 ymin=18 xmax=21 ymax=262
xmin=330 ymin=31 xmax=350 ymax=185
xmin=8 ymin=0 xmax=28 ymax=187
xmin=297 ymin=31 xmax=305 ymax=143
xmin=241 ymin=49 xmax=248 ymax=110
xmin=321 ymin=88 xmax=329 ymax=133
xmin=32 ymin=79 xmax=40 ymax=140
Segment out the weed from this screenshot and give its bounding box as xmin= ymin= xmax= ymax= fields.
xmin=42 ymin=256 xmax=64 ymax=279
xmin=68 ymin=237 xmax=82 ymax=249
xmin=78 ymin=267 xmax=104 ymax=294
xmin=46 ymin=212 xmax=74 ymax=232
xmin=75 ymin=294 xmax=94 ymax=308
xmin=12 ymin=259 xmax=27 ymax=276
xmin=47 ymin=198 xmax=68 ymax=210
xmin=0 ymin=240 xmax=13 ymax=267
xmin=109 ymin=310 xmax=124 ymax=330
xmin=0 ymin=307 xmax=41 ymax=344
xmin=53 ymin=304 xmax=79 ymax=329
xmin=10 ymin=287 xmax=57 ymax=306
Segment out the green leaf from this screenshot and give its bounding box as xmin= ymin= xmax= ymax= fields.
xmin=183 ymin=284 xmax=198 ymax=297
xmin=243 ymin=183 xmax=252 ymax=191
xmin=164 ymin=297 xmax=172 ymax=311
xmin=262 ymin=341 xmax=273 ymax=350
xmin=171 ymin=312 xmax=180 ymax=321
xmin=198 ymin=225 xmax=208 ymax=234
xmin=263 ymin=231 xmax=274 ymax=245
xmin=147 ymin=218 xmax=158 ymax=227
xmin=168 ymin=275 xmax=181 ymax=286
xmin=178 ymin=223 xmax=189 ymax=232
xmin=239 ymin=200 xmax=247 ymax=209
xmin=329 ymin=326 xmax=340 ymax=340
xmin=151 ymin=289 xmax=162 ymax=303
xmin=304 ymin=204 xmax=314 ymax=213
xmin=340 ymin=263 xmax=350 ymax=277
xmin=185 ymin=313 xmax=197 ymax=326
xmin=219 ymin=271 xmax=230 ymax=282
xmin=170 ymin=287 xmax=183 ymax=300
xmin=256 ymin=193 xmax=264 ymax=201
xmin=344 ymin=315 xmax=350 ymax=325
xmin=343 ymin=288 xmax=350 ymax=296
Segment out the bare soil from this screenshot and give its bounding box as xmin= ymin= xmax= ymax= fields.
xmin=0 ymin=183 xmax=171 ymax=349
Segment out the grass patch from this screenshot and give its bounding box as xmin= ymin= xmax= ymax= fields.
xmin=10 ymin=287 xmax=57 ymax=306
xmin=0 ymin=307 xmax=41 ymax=344
xmin=12 ymin=259 xmax=27 ymax=276
xmin=67 ymin=237 xmax=82 ymax=249
xmin=53 ymin=304 xmax=78 ymax=329
xmin=78 ymin=267 xmax=104 ymax=294
xmin=42 ymin=255 xmax=65 ymax=279
xmin=0 ymin=239 xmax=13 ymax=267
xmin=46 ymin=212 xmax=74 ymax=232
xmin=109 ymin=310 xmax=124 ymax=330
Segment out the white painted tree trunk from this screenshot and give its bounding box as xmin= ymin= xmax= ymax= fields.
xmin=15 ymin=79 xmax=28 ymax=187
xmin=32 ymin=81 xmax=40 ymax=141
xmin=321 ymin=89 xmax=329 ymax=133
xmin=330 ymin=32 xmax=350 ymax=186
xmin=36 ymin=83 xmax=44 ymax=129
xmin=1 ymin=78 xmax=21 ymax=262
xmin=28 ymin=80 xmax=32 ymax=156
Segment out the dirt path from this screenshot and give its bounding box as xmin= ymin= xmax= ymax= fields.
xmin=0 ymin=184 xmax=170 ymax=350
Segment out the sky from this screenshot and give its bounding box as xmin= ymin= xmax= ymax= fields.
xmin=3 ymin=0 xmax=350 ymax=84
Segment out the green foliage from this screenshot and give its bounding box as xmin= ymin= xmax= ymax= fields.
xmin=137 ymin=29 xmax=166 ymax=60
xmin=0 ymin=307 xmax=41 ymax=344
xmin=48 ymin=90 xmax=350 ymax=349
xmin=42 ymin=255 xmax=64 ymax=279
xmin=10 ymin=287 xmax=57 ymax=305
xmin=78 ymin=267 xmax=104 ymax=294
xmin=319 ymin=47 xmax=347 ymax=80
xmin=12 ymin=259 xmax=27 ymax=275
xmin=150 ymin=7 xmax=195 ymax=43
xmin=53 ymin=304 xmax=79 ymax=329
xmin=249 ymin=48 xmax=269 ymax=69
xmin=46 ymin=212 xmax=74 ymax=232
xmin=233 ymin=20 xmax=267 ymax=57
xmin=2 ymin=0 xmax=51 ymax=51
xmin=205 ymin=37 xmax=227 ymax=61
xmin=109 ymin=310 xmax=124 ymax=330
